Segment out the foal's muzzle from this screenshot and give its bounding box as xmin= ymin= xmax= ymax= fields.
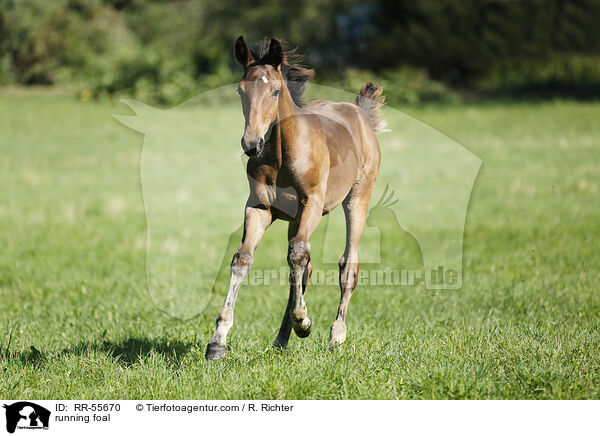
xmin=241 ymin=137 xmax=265 ymax=157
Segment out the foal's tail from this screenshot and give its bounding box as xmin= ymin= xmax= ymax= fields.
xmin=355 ymin=82 xmax=387 ymax=133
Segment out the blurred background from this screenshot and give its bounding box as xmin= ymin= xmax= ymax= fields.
xmin=1 ymin=0 xmax=599 ymax=105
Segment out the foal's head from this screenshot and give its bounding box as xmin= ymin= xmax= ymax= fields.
xmin=235 ymin=36 xmax=284 ymax=157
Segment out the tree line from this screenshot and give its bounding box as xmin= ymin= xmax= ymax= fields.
xmin=1 ymin=0 xmax=598 ymax=103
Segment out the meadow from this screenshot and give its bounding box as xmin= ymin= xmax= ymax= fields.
xmin=0 ymin=87 xmax=599 ymax=399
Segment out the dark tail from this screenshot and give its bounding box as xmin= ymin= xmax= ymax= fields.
xmin=355 ymin=82 xmax=387 ymax=133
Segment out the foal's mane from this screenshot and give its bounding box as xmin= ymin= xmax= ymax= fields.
xmin=250 ymin=38 xmax=315 ymax=107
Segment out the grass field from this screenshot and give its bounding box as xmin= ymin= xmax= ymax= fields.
xmin=1 ymin=88 xmax=599 ymax=399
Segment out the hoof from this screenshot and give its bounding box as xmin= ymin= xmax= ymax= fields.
xmin=329 ymin=320 xmax=347 ymax=349
xmin=205 ymin=343 xmax=227 ymax=360
xmin=273 ymin=337 xmax=289 ymax=350
xmin=293 ymin=317 xmax=312 ymax=338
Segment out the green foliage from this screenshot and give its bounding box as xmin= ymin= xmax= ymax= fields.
xmin=1 ymin=0 xmax=600 ymax=103
xmin=479 ymin=55 xmax=600 ymax=97
xmin=369 ymin=0 xmax=600 ymax=84
xmin=322 ymin=68 xmax=457 ymax=105
xmin=89 ymin=49 xmax=191 ymax=104
xmin=0 ymin=0 xmax=120 ymax=84
xmin=0 ymin=0 xmax=66 ymax=84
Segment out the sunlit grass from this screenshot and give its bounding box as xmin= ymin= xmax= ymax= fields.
xmin=0 ymin=90 xmax=599 ymax=399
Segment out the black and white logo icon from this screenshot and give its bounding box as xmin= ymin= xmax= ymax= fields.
xmin=3 ymin=402 xmax=50 ymax=434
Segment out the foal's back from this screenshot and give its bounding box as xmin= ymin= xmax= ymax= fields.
xmin=300 ymin=99 xmax=381 ymax=212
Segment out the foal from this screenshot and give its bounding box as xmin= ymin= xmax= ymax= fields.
xmin=206 ymin=37 xmax=385 ymax=360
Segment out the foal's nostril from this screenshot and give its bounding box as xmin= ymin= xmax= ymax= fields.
xmin=241 ymin=136 xmax=264 ymax=157
xmin=241 ymin=137 xmax=258 ymax=157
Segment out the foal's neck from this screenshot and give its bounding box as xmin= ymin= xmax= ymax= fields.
xmin=273 ymin=81 xmax=301 ymax=163
xmin=277 ymin=81 xmax=297 ymax=122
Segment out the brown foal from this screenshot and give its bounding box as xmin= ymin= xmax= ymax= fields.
xmin=206 ymin=37 xmax=386 ymax=360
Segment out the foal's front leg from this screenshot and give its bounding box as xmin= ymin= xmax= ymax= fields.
xmin=205 ymin=206 xmax=272 ymax=360
xmin=286 ymin=198 xmax=323 ymax=340
xmin=274 ymin=222 xmax=313 ymax=349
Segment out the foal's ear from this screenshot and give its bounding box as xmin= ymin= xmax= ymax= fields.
xmin=234 ymin=36 xmax=253 ymax=67
xmin=265 ymin=38 xmax=283 ymax=68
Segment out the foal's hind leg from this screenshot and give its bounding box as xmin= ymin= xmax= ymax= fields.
xmin=205 ymin=206 xmax=272 ymax=360
xmin=330 ymin=192 xmax=370 ymax=348
xmin=274 ymin=222 xmax=313 ymax=349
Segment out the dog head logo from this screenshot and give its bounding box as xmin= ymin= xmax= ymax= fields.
xmin=3 ymin=402 xmax=50 ymax=433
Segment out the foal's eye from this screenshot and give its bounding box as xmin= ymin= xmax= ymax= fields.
xmin=272 ymin=89 xmax=280 ymax=98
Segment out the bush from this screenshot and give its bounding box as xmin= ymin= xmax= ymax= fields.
xmin=0 ymin=0 xmax=125 ymax=85
xmin=0 ymin=0 xmax=68 ymax=84
xmin=84 ymin=48 xmax=238 ymax=105
xmin=479 ymin=55 xmax=600 ymax=97
xmin=2 ymin=1 xmax=600 ymax=103
xmin=321 ymin=68 xmax=457 ymax=105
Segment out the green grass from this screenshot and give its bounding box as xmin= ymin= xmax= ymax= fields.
xmin=1 ymin=88 xmax=599 ymax=399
